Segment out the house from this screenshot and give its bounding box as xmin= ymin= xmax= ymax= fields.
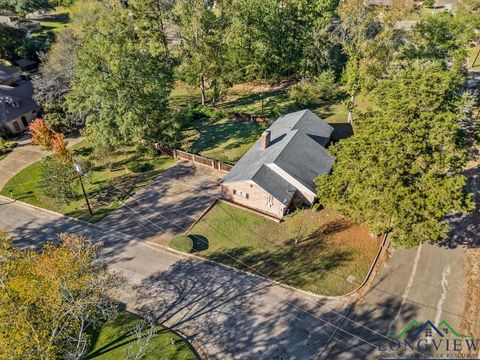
xmin=0 ymin=64 xmax=21 ymax=86
xmin=0 ymin=81 xmax=38 ymax=136
xmin=221 ymin=109 xmax=334 ymax=219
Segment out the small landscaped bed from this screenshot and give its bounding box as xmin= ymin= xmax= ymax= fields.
xmin=187 ymin=201 xmax=380 ymax=296
xmin=86 ymin=313 xmax=195 ymax=360
xmin=0 ymin=141 xmax=176 ymax=223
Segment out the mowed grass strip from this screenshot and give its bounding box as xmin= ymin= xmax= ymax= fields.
xmin=0 ymin=142 xmax=176 ymax=223
xmin=86 ymin=313 xmax=195 ymax=360
xmin=188 ymin=201 xmax=380 ymax=296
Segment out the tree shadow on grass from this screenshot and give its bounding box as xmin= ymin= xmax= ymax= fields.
xmin=184 ymin=119 xmax=264 ymax=156
xmin=206 ymin=240 xmax=353 ymax=291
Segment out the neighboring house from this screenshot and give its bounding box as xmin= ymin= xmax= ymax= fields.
xmin=0 ymin=64 xmax=21 ymax=86
xmin=221 ymin=109 xmax=334 ymax=219
xmin=0 ymin=81 xmax=38 ymax=136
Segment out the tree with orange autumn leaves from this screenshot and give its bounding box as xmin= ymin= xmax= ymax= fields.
xmin=0 ymin=231 xmax=121 ymax=359
xmin=29 ymin=119 xmax=71 ymax=161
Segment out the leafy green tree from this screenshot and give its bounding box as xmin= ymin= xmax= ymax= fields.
xmin=333 ymin=0 xmax=400 ymax=122
xmin=172 ymin=0 xmax=232 ymax=105
xmin=226 ymin=0 xmax=341 ymax=81
xmin=403 ymin=13 xmax=471 ymax=64
xmin=0 ymin=232 xmax=119 ymax=360
xmin=40 ymin=156 xmax=77 ymax=204
xmin=0 ymin=24 xmax=28 ymax=61
xmin=289 ymin=70 xmax=337 ymax=106
xmin=33 ymin=30 xmax=80 ymax=134
xmin=316 ymin=60 xmax=473 ymax=248
xmin=0 ymin=0 xmax=53 ymax=16
xmin=66 ymin=1 xmax=176 ymax=148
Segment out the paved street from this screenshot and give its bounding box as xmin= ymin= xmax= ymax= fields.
xmin=0 ymin=196 xmax=351 ymax=360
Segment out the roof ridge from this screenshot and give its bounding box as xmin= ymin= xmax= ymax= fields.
xmin=268 ymin=128 xmax=299 ymax=166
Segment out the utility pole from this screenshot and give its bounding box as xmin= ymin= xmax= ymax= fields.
xmin=260 ymin=93 xmax=264 ymax=116
xmin=73 ymin=159 xmax=93 ymax=215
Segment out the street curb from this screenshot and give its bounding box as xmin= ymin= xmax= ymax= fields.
xmin=343 ymin=231 xmax=390 ymax=298
xmin=1 ymin=194 xmax=386 ymax=302
xmin=147 ymin=239 xmax=345 ymax=302
xmin=123 ymin=309 xmax=207 ymax=360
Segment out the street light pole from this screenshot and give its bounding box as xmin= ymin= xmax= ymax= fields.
xmin=260 ymin=93 xmax=264 ymax=116
xmin=73 ymin=160 xmax=93 ymax=215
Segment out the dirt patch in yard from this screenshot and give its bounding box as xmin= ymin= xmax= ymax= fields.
xmin=187 ymin=202 xmax=380 ymax=296
xmin=460 ymin=248 xmax=480 ymax=338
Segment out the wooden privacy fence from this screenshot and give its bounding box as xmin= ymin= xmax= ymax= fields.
xmin=172 ymin=149 xmax=233 ymax=173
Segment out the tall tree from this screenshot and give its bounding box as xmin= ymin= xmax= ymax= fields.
xmin=66 ymin=1 xmax=176 ymax=148
xmin=333 ymin=0 xmax=400 ymax=123
xmin=403 ymin=12 xmax=472 ymax=66
xmin=0 ymin=0 xmax=53 ymax=16
xmin=316 ymin=60 xmax=473 ymax=248
xmin=0 ymin=232 xmax=120 ymax=359
xmin=226 ymin=0 xmax=341 ymax=81
xmin=33 ymin=30 xmax=80 ymax=133
xmin=172 ymin=0 xmax=232 ymax=105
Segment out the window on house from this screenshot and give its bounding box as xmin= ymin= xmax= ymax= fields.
xmin=425 ymin=327 xmax=432 ymax=337
xmin=21 ymin=116 xmax=28 ymax=127
xmin=266 ymin=195 xmax=273 ymax=207
xmin=233 ymin=189 xmax=249 ymax=199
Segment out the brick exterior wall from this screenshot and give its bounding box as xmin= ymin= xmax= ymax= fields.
xmin=221 ymin=181 xmax=288 ymax=219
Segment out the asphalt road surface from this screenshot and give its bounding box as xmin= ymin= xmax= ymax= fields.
xmin=0 ymin=197 xmax=353 ymax=360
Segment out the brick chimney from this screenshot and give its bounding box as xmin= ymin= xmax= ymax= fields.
xmin=260 ymin=130 xmax=271 ymax=150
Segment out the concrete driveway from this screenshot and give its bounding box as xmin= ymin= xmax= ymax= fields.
xmin=99 ymin=161 xmax=224 ymax=245
xmin=0 ymin=135 xmax=83 ymax=190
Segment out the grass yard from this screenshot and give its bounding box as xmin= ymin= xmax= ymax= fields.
xmin=187 ymin=201 xmax=380 ymax=296
xmin=0 ymin=141 xmax=176 ymax=223
xmin=181 ymin=117 xmax=266 ymax=163
xmin=37 ymin=7 xmax=71 ymax=34
xmin=468 ymin=45 xmax=480 ymax=70
xmin=173 ymin=81 xmax=371 ymax=163
xmin=86 ymin=313 xmax=195 ymax=360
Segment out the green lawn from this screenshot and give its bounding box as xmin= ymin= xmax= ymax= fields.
xmin=181 ymin=117 xmax=266 ymax=163
xmin=187 ymin=202 xmax=380 ymax=296
xmin=86 ymin=313 xmax=195 ymax=360
xmin=468 ymin=45 xmax=480 ymax=70
xmin=0 ymin=142 xmax=176 ymax=223
xmin=173 ymin=82 xmax=371 ymax=163
xmin=38 ymin=7 xmax=71 ymax=34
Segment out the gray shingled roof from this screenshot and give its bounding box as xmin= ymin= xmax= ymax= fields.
xmin=0 ymin=64 xmax=20 ymax=83
xmin=0 ymin=82 xmax=36 ymax=123
xmin=222 ymin=109 xmax=334 ymax=203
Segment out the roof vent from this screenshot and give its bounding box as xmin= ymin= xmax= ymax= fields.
xmin=260 ymin=130 xmax=271 ymax=150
